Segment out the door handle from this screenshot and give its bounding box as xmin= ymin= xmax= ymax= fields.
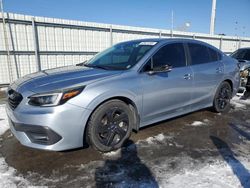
xmin=216 ymin=67 xmax=223 ymax=73
xmin=184 ymin=74 xmax=192 ymax=80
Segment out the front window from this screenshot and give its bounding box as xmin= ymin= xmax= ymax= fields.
xmin=84 ymin=41 xmax=157 ymax=70
xmin=143 ymin=43 xmax=186 ymax=72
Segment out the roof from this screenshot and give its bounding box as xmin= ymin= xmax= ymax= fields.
xmin=119 ymin=38 xmax=221 ymax=51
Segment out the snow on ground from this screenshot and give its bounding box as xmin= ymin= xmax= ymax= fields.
xmin=81 ymin=143 xmax=250 ymax=188
xmin=102 ymin=133 xmax=250 ymax=187
xmin=0 ymin=101 xmax=250 ymax=187
xmin=231 ymin=96 xmax=250 ymax=109
xmin=188 ymin=119 xmax=210 ymax=127
xmin=163 ymin=159 xmax=250 ymax=188
xmin=103 ymin=148 xmax=122 ymax=157
xmin=0 ymin=105 xmax=9 ymax=136
xmin=0 ymin=104 xmax=31 ymax=187
xmin=190 ymin=121 xmax=206 ymax=127
xmin=145 ymin=133 xmax=165 ymax=144
xmin=0 ymin=158 xmax=30 ymax=188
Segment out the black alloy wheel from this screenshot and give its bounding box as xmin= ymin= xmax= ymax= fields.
xmin=87 ymin=100 xmax=134 ymax=152
xmin=213 ymin=82 xmax=232 ymax=113
xmin=97 ymin=107 xmax=129 ymax=147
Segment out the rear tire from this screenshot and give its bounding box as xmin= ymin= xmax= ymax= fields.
xmin=212 ymin=81 xmax=232 ymax=113
xmin=86 ymin=100 xmax=133 ymax=152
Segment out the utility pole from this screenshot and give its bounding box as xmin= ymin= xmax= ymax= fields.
xmin=209 ymin=0 xmax=217 ymax=35
xmin=0 ymin=0 xmax=13 ymax=82
xmin=171 ymin=10 xmax=174 ymax=37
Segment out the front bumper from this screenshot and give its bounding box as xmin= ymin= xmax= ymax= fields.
xmin=10 ymin=121 xmax=62 ymax=145
xmin=6 ymin=102 xmax=92 ymax=151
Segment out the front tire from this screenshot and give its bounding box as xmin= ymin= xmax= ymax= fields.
xmin=213 ymin=81 xmax=232 ymax=113
xmin=86 ymin=100 xmax=133 ymax=152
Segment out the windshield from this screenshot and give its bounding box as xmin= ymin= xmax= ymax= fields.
xmin=231 ymin=49 xmax=250 ymax=61
xmin=84 ymin=41 xmax=157 ymax=70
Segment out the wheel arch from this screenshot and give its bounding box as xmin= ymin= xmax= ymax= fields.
xmin=83 ymin=95 xmax=140 ymax=146
xmin=223 ymin=79 xmax=233 ymax=93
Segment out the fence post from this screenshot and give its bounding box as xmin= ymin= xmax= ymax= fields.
xmin=1 ymin=5 xmax=13 ymax=83
xmin=238 ymin=38 xmax=241 ymax=49
xmin=31 ymin=17 xmax=41 ymax=71
xmin=110 ymin=25 xmax=113 ymax=46
xmin=7 ymin=13 xmax=19 ymax=79
xmin=219 ymin=37 xmax=223 ymax=50
xmin=159 ymin=30 xmax=162 ymax=38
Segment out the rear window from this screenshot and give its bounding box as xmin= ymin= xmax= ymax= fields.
xmin=207 ymin=47 xmax=221 ymax=62
xmin=188 ymin=43 xmax=221 ymax=65
xmin=208 ymin=47 xmax=217 ymax=62
xmin=188 ymin=43 xmax=210 ymax=65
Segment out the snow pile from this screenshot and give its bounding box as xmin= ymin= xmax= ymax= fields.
xmin=0 ymin=158 xmax=30 ymax=187
xmin=188 ymin=119 xmax=210 ymax=127
xmin=190 ymin=121 xmax=205 ymax=127
xmin=145 ymin=133 xmax=165 ymax=144
xmin=137 ymin=133 xmax=185 ymax=149
xmin=0 ymin=105 xmax=9 ymax=136
xmin=231 ymin=96 xmax=250 ymax=110
xmin=103 ymin=148 xmax=121 ymax=157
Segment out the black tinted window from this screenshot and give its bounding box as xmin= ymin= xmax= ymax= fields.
xmin=188 ymin=43 xmax=210 ymax=65
xmin=217 ymin=52 xmax=222 ymax=60
xmin=231 ymin=49 xmax=250 ymax=61
xmin=244 ymin=50 xmax=250 ymax=60
xmin=153 ymin=43 xmax=186 ymax=68
xmin=208 ymin=47 xmax=219 ymax=62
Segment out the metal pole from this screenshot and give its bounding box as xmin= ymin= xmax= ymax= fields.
xmin=110 ymin=25 xmax=113 ymax=46
xmin=219 ymin=37 xmax=223 ymax=50
xmin=7 ymin=13 xmax=19 ymax=78
xmin=31 ymin=17 xmax=41 ymax=71
xmin=0 ymin=0 xmax=13 ymax=82
xmin=159 ymin=30 xmax=162 ymax=38
xmin=209 ymin=0 xmax=217 ymax=35
xmin=238 ymin=37 xmax=241 ymax=49
xmin=171 ymin=10 xmax=174 ymax=38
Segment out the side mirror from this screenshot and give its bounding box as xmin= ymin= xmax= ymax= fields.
xmin=148 ymin=64 xmax=172 ymax=75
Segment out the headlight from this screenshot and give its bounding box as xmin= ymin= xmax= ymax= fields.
xmin=28 ymin=87 xmax=84 ymax=107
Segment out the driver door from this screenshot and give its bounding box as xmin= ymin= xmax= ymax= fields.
xmin=139 ymin=42 xmax=193 ymax=125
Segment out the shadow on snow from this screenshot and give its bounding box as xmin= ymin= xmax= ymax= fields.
xmin=95 ymin=140 xmax=159 ymax=188
xmin=210 ymin=133 xmax=250 ymax=188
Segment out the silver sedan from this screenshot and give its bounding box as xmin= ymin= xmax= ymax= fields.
xmin=6 ymin=38 xmax=240 ymax=152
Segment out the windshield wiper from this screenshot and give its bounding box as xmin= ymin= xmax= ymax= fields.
xmin=83 ymin=64 xmax=112 ymax=70
xmin=76 ymin=61 xmax=87 ymax=66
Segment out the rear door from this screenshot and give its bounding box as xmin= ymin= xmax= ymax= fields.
xmin=186 ymin=42 xmax=224 ymax=108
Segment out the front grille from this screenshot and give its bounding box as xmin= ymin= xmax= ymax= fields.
xmin=8 ymin=89 xmax=23 ymax=110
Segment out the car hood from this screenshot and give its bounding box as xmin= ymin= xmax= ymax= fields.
xmin=10 ymin=65 xmax=123 ymax=94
